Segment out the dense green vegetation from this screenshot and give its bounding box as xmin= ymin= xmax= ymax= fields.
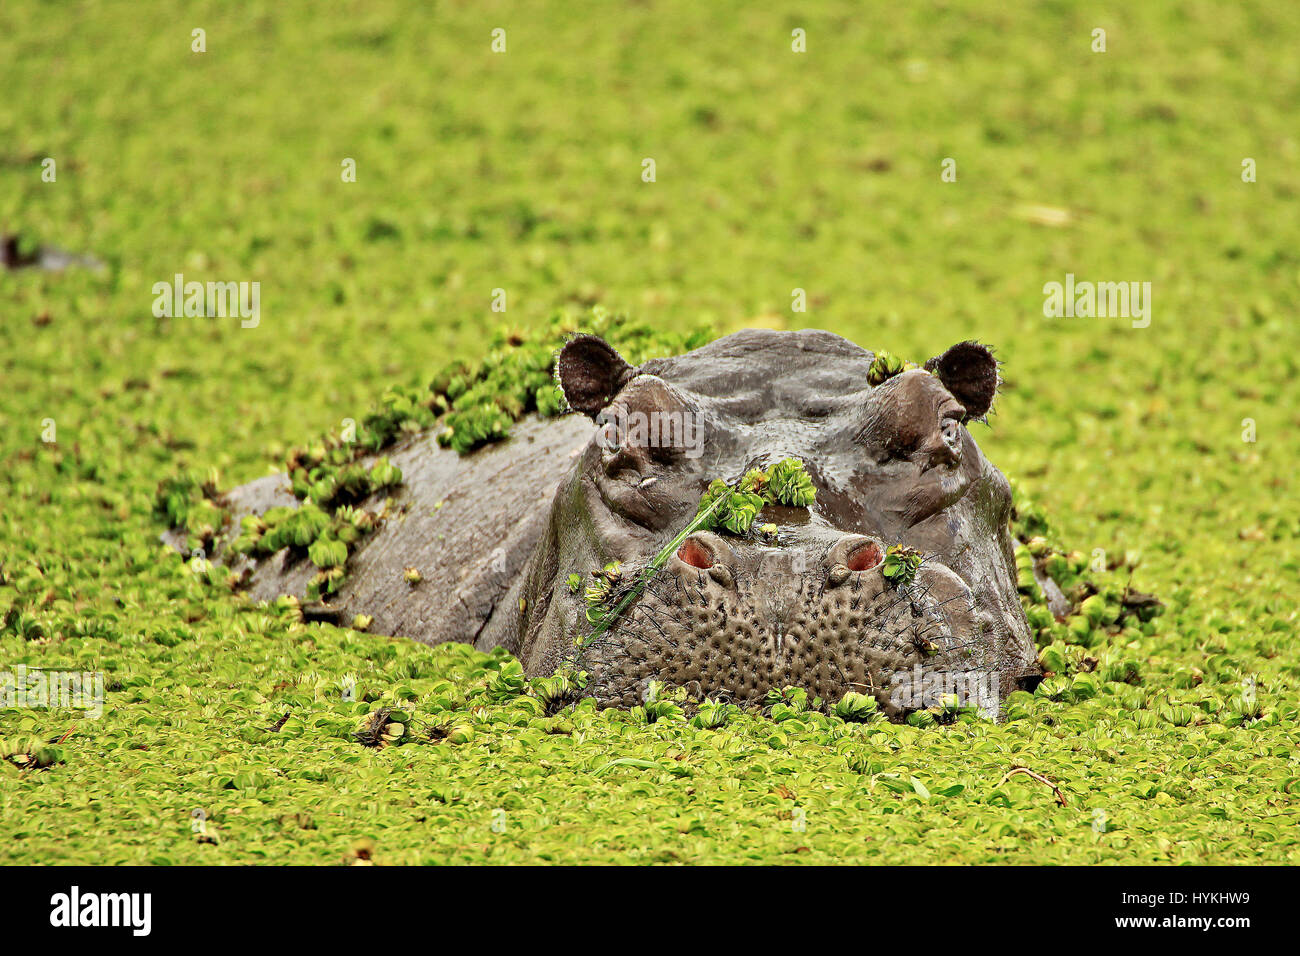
xmin=2 ymin=1 xmax=1297 ymax=864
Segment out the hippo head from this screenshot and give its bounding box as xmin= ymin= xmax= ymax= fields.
xmin=514 ymin=329 xmax=1039 ymax=719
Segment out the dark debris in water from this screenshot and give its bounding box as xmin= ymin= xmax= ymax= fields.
xmin=2 ymin=232 xmax=105 ymax=272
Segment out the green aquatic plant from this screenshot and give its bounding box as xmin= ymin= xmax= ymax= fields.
xmin=694 ymin=458 xmax=817 ymax=535
xmin=583 ymin=561 xmax=623 ymax=625
xmin=696 ymin=478 xmax=766 ymax=534
xmin=153 ymin=470 xmax=225 ymax=551
xmin=766 ymin=458 xmax=817 ymax=507
xmin=485 ymin=659 xmax=528 ymax=702
xmin=882 ymin=545 xmax=924 ymax=587
xmin=690 ymin=698 xmax=731 ymax=729
xmin=530 ymin=667 xmax=588 ymax=711
xmin=832 ymin=691 xmax=882 ymax=723
xmin=867 ymin=350 xmax=921 ymax=386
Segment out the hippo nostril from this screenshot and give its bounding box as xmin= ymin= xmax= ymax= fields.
xmin=677 ymin=539 xmax=714 ymax=569
xmin=846 ymin=542 xmax=884 ymax=572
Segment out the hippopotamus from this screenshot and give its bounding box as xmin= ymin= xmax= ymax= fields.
xmin=214 ymin=329 xmax=1040 ymax=719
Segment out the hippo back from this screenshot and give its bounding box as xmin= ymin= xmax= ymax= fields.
xmin=215 ymin=414 xmax=594 ymax=645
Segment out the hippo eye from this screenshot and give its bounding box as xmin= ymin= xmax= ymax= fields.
xmin=940 ymin=417 xmax=962 ymax=453
xmin=598 ymin=419 xmax=623 ymax=454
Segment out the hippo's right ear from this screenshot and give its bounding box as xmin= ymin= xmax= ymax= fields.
xmin=555 ymin=334 xmax=637 ymax=417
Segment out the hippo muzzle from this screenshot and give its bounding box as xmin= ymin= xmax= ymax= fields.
xmin=582 ymin=526 xmax=1008 ymax=717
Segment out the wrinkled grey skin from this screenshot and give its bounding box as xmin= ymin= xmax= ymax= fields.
xmin=211 ymin=329 xmax=1039 ymax=720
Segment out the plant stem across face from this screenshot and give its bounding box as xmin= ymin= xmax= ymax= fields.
xmin=577 ymin=458 xmax=816 ymax=649
xmin=578 ymin=489 xmax=732 ymax=648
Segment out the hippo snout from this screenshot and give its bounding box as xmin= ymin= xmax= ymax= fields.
xmin=580 ymin=531 xmax=1009 ymax=718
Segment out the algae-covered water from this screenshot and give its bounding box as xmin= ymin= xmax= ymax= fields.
xmin=1 ymin=1 xmax=1297 ymax=864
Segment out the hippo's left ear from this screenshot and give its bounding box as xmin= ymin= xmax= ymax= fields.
xmin=556 ymin=334 xmax=637 ymax=418
xmin=924 ymin=341 xmax=1000 ymax=422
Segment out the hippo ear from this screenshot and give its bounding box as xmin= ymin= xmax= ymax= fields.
xmin=924 ymin=341 xmax=1000 ymax=422
xmin=555 ymin=334 xmax=637 ymax=417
